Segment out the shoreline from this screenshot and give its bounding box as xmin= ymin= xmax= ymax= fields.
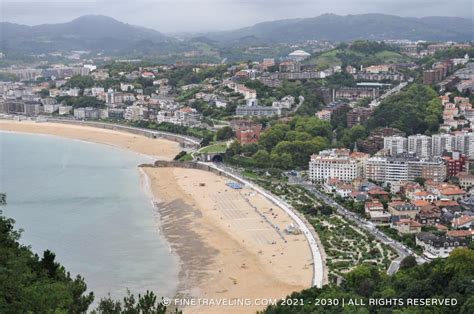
xmin=0 ymin=120 xmax=314 ymax=313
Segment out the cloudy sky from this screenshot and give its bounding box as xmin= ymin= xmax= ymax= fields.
xmin=1 ymin=0 xmax=472 ymax=33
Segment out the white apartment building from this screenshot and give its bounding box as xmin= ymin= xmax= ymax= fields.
xmin=384 ymin=133 xmax=474 ymax=160
xmin=124 ymin=105 xmax=143 ymax=121
xmin=365 ymin=154 xmax=446 ymax=183
xmin=432 ymin=134 xmax=456 ymax=156
xmin=383 ymin=136 xmax=408 ymax=155
xmin=120 ymin=83 xmax=134 ymax=92
xmin=43 ymin=103 xmax=59 ymax=114
xmin=309 ymin=149 xmax=364 ymax=183
xmin=74 ymin=107 xmax=99 ymax=120
xmin=176 ymin=108 xmax=201 ymax=127
xmin=156 ymin=107 xmax=202 ymax=127
xmin=58 ymin=105 xmax=72 ymax=115
xmin=408 ymin=134 xmax=432 ymax=158
xmin=453 ymin=132 xmax=474 ymax=159
xmin=431 ymin=132 xmax=474 ymax=159
xmin=91 ymin=87 xmax=105 ymax=97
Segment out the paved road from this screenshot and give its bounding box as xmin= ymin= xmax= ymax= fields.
xmin=204 ymin=162 xmax=325 ymax=288
xmin=287 ymin=176 xmax=428 ymax=274
xmin=369 ymin=82 xmax=408 ymax=108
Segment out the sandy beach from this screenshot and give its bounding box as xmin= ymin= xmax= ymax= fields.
xmin=0 ymin=120 xmax=314 ymax=313
xmin=0 ymin=120 xmax=181 ymax=160
xmin=143 ymin=167 xmax=313 ymax=313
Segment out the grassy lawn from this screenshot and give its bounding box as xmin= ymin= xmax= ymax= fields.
xmin=242 ymin=170 xmax=261 ymax=180
xmin=305 ymin=48 xmax=409 ymax=69
xmin=374 ymin=51 xmax=408 ymax=63
xmin=178 ymin=153 xmax=194 ymax=161
xmin=198 ymin=143 xmax=227 ymax=153
xmin=305 ymin=50 xmax=342 ymax=69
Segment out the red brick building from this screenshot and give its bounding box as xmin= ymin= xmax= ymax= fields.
xmin=442 ymin=151 xmax=469 ymax=177
xmin=231 ymin=119 xmax=263 ymax=145
xmin=236 ymin=128 xmax=261 ymax=145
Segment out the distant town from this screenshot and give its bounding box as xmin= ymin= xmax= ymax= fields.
xmin=1 ymin=35 xmax=474 ymax=298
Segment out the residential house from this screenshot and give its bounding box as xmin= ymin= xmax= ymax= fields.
xmin=365 ymin=200 xmax=391 ymax=224
xmin=446 ymin=229 xmax=474 ymax=240
xmin=458 ymin=172 xmax=474 ymax=190
xmin=452 ymin=215 xmax=474 ymax=229
xmin=439 ymin=188 xmax=466 ymax=201
xmin=434 ymin=200 xmax=461 ymax=212
xmin=323 ymin=178 xmax=342 ymax=194
xmin=367 ymin=188 xmax=390 ymax=201
xmin=388 ymin=201 xmax=420 ymax=219
xmin=392 ymin=219 xmax=423 ymax=234
xmin=334 ymin=183 xmax=354 ymax=198
xmin=416 ymin=232 xmax=469 ymax=258
xmin=416 ymin=205 xmax=442 ymax=225
xmin=412 ymin=191 xmax=438 ymax=202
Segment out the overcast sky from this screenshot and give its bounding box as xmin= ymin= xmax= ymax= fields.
xmin=1 ymin=0 xmax=472 ymax=33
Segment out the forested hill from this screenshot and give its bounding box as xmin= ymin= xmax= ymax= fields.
xmin=208 ymin=13 xmax=473 ymax=43
xmin=0 ymin=15 xmax=176 ymax=54
xmin=367 ymin=84 xmax=442 ymax=136
xmin=264 ymin=249 xmax=474 ymax=313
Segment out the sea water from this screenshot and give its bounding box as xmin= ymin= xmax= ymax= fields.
xmin=0 ymin=131 xmax=178 ymax=304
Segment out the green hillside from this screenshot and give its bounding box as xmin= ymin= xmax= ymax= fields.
xmin=306 ymin=46 xmax=410 ymax=70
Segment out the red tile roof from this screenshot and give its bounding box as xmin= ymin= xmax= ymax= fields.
xmin=412 ymin=200 xmax=430 ymax=207
xmin=447 ymin=230 xmax=473 ymax=237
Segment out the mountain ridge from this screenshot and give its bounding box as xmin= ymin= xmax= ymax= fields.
xmin=0 ymin=15 xmax=171 ymax=54
xmin=0 ymin=13 xmax=472 ymax=55
xmin=206 ymin=13 xmax=473 ymax=43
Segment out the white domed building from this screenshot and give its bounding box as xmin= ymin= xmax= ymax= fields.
xmin=288 ymin=50 xmax=311 ymax=61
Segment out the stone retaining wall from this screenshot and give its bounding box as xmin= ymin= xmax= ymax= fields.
xmin=44 ymin=118 xmax=201 ymax=149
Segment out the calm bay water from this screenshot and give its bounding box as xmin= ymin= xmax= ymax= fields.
xmin=0 ymin=131 xmax=178 ymax=303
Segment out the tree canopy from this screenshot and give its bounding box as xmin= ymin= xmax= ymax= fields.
xmin=227 ymin=116 xmax=331 ymax=169
xmin=0 ymin=213 xmax=94 ymax=312
xmin=367 ymin=84 xmax=442 ymax=135
xmin=264 ymin=248 xmax=474 ymax=314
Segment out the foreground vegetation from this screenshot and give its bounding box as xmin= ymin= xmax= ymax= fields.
xmin=0 ymin=211 xmax=174 ymax=313
xmin=0 ymin=212 xmax=93 ymax=312
xmin=264 ymin=248 xmax=474 ymax=313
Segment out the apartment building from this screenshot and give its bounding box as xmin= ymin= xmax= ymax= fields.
xmin=309 ymin=149 xmax=364 ymax=183
xmin=365 ymin=154 xmax=446 ymax=183
xmin=235 ymin=99 xmax=281 ymax=117
xmin=431 ymin=134 xmax=456 ymax=157
xmin=73 ymin=107 xmax=99 ymax=120
xmin=408 ymin=134 xmax=432 ymax=158
xmin=383 ymin=136 xmax=408 ymax=155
